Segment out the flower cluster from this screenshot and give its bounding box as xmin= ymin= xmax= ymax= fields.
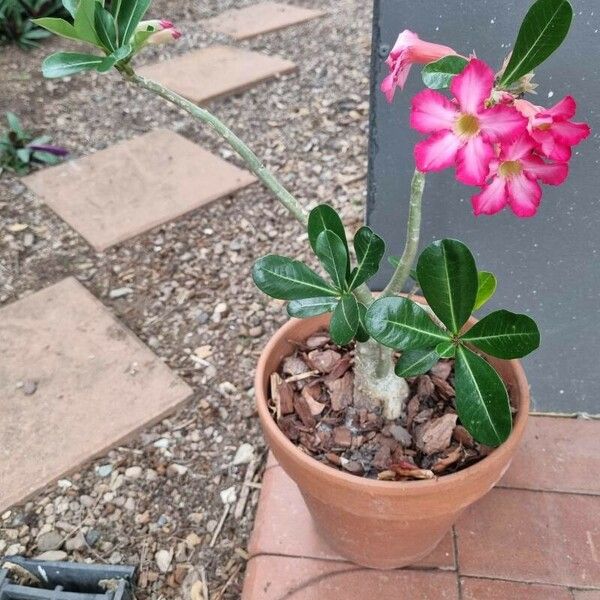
xmin=383 ymin=34 xmax=590 ymax=217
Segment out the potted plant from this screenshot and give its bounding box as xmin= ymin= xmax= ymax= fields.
xmin=35 ymin=0 xmax=589 ymax=568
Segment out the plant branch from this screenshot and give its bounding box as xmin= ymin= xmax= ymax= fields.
xmin=381 ymin=169 xmax=425 ymax=298
xmin=123 ymin=70 xmax=308 ymax=226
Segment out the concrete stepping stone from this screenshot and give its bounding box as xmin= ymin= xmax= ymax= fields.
xmin=23 ymin=129 xmax=256 ymax=252
xmin=242 ymin=416 xmax=600 ymax=598
xmin=0 ymin=277 xmax=193 ymax=513
xmin=137 ymin=45 xmax=297 ymax=105
xmin=205 ymin=2 xmax=326 ymax=41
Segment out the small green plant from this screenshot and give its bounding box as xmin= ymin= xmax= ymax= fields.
xmin=0 ymin=112 xmax=68 ymax=175
xmin=0 ymin=0 xmax=68 ymax=49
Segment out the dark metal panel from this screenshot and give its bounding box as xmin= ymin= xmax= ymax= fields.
xmin=367 ymin=0 xmax=600 ymax=412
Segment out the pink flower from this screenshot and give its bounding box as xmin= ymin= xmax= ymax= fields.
xmin=136 ymin=19 xmax=182 ymax=44
xmin=472 ymin=133 xmax=568 ymax=218
xmin=410 ymin=59 xmax=528 ymax=186
xmin=514 ymin=96 xmax=590 ymax=162
xmin=381 ymin=30 xmax=459 ymax=103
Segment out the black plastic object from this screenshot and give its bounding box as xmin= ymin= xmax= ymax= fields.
xmin=0 ymin=556 xmax=136 ymax=599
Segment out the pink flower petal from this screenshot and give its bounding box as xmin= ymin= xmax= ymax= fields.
xmin=472 ymin=176 xmax=508 ymax=216
xmin=506 ymin=173 xmax=542 ymax=217
xmin=521 ymin=156 xmax=569 ymax=185
xmin=531 ymin=129 xmax=571 ymax=161
xmin=478 ymin=104 xmax=527 ymax=142
xmin=414 ymin=130 xmax=462 ymax=172
xmin=545 ymin=96 xmax=577 ymax=120
xmin=410 ymin=89 xmax=458 ymax=133
xmin=450 ymin=58 xmax=494 ymax=114
xmin=502 ymin=132 xmax=536 ymax=161
xmin=551 ymin=120 xmax=591 ymax=147
xmin=456 ymin=136 xmax=494 ymax=185
xmin=380 ymin=72 xmax=399 ymax=103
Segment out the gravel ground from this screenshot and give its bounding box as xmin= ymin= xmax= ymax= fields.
xmin=0 ymin=1 xmax=373 ymax=597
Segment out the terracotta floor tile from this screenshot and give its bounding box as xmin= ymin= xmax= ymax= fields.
xmin=205 ymin=2 xmax=325 ymax=40
xmin=23 ymin=130 xmax=256 ymax=251
xmin=137 ymin=46 xmax=297 ymax=104
xmin=0 ymin=278 xmax=193 ymax=512
xmin=456 ymin=488 xmax=600 ymax=587
xmin=248 ymin=462 xmax=455 ymax=569
xmin=461 ymin=577 xmax=573 ymax=599
xmin=573 ymin=591 xmax=600 ymax=599
xmin=242 ymin=555 xmax=459 ymax=599
xmin=500 ymin=416 xmax=600 ymax=494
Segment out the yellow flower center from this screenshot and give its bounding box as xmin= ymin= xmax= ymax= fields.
xmin=498 ymin=160 xmax=523 ymax=178
xmin=536 ymin=123 xmax=552 ymax=131
xmin=455 ymin=113 xmax=480 ymax=138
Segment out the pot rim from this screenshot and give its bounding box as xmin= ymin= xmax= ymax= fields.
xmin=255 ymin=313 xmax=531 ymax=495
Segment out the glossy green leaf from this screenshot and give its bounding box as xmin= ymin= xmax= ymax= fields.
xmin=74 ymin=0 xmax=101 ymax=45
xmin=422 ymin=55 xmax=468 ymax=89
xmin=252 ymin=255 xmax=338 ymax=301
xmin=355 ymin=302 xmax=370 ymax=343
xmin=42 ymin=52 xmax=104 ymax=78
xmin=387 ymin=255 xmax=399 ymax=268
xmin=348 ymin=226 xmax=385 ymax=290
xmin=454 ymin=346 xmax=512 ymax=447
xmin=461 ymin=309 xmax=540 ymax=359
xmin=500 ymin=0 xmax=573 ymax=87
xmin=5 ymin=112 xmax=23 ymax=136
xmin=436 ymin=340 xmax=456 ymax=358
xmin=62 ymin=0 xmax=78 ymax=18
xmin=115 ymin=0 xmax=152 ymax=47
xmin=365 ymin=297 xmax=448 ymax=350
xmin=474 ymin=271 xmax=497 ymax=311
xmin=31 ymin=17 xmax=81 ymax=42
xmin=395 ymin=348 xmax=439 ymax=377
xmin=94 ymin=3 xmax=117 ymax=51
xmin=330 ymin=294 xmax=359 ymax=345
xmin=315 ymin=230 xmax=349 ymax=291
xmin=287 ymin=297 xmax=338 ymax=318
xmin=417 ymin=239 xmax=478 ymax=334
xmin=307 ymin=204 xmax=350 ymax=278
xmin=96 ymin=44 xmax=132 ymax=72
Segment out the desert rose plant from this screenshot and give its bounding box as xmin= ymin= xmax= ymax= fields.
xmin=35 ymin=0 xmax=589 ymax=448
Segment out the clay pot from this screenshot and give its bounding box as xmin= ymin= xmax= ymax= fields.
xmin=255 ymin=312 xmax=530 ymax=569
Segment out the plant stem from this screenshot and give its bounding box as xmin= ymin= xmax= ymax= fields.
xmin=124 ymin=71 xmax=308 ymax=227
xmin=381 ymin=169 xmax=426 ymax=298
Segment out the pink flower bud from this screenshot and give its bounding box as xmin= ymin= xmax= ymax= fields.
xmin=146 ymin=27 xmax=182 ymax=44
xmin=381 ymin=30 xmax=460 ymax=103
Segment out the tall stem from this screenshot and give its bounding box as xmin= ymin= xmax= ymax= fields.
xmin=381 ymin=169 xmax=425 ymax=298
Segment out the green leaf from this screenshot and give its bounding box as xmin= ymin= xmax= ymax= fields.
xmin=454 ymin=346 xmax=512 ymax=447
xmin=31 ymin=17 xmax=81 ymax=42
xmin=387 ymin=255 xmax=399 ymax=268
xmin=315 ymin=230 xmax=349 ymax=292
xmin=5 ymin=112 xmax=23 ymax=136
xmin=94 ymin=3 xmax=116 ymax=51
xmin=62 ymin=0 xmax=78 ymax=18
xmin=422 ymin=55 xmax=468 ymax=89
xmin=474 ymin=271 xmax=497 ymax=311
xmin=355 ymin=302 xmax=370 ymax=343
xmin=42 ymin=52 xmax=104 ymax=78
xmin=287 ymin=297 xmax=338 ymax=318
xmin=348 ymin=226 xmax=385 ymax=290
xmin=96 ymin=44 xmax=132 ymax=72
xmin=115 ymin=0 xmax=151 ymax=46
xmin=417 ymin=239 xmax=478 ymax=334
xmin=461 ymin=309 xmax=540 ymax=359
xmin=308 ymin=204 xmax=350 ymax=279
xmin=16 ymin=148 xmax=31 ymax=163
xmin=395 ymin=348 xmax=439 ymax=377
xmin=365 ymin=297 xmax=448 ymax=350
xmin=330 ymin=294 xmax=359 ymax=345
xmin=436 ymin=340 xmax=456 ymax=358
xmin=500 ymin=0 xmax=573 ymax=87
xmin=74 ymin=0 xmax=101 ymax=45
xmin=252 ymin=255 xmax=338 ymax=301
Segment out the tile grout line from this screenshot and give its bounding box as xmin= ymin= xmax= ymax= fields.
xmin=495 ymin=484 xmax=600 ymax=498
xmin=452 ymin=525 xmax=463 ymax=600
xmin=459 ymin=573 xmax=600 ymax=591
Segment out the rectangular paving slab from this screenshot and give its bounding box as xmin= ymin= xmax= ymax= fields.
xmin=204 ymin=2 xmax=326 ymax=40
xmin=0 ymin=277 xmax=193 ymax=513
xmin=367 ymin=0 xmax=600 ymax=414
xmin=23 ymin=129 xmax=256 ymax=251
xmin=137 ymin=46 xmax=297 ymax=104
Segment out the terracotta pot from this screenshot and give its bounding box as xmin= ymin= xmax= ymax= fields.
xmin=255 ymin=311 xmax=530 ymax=569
